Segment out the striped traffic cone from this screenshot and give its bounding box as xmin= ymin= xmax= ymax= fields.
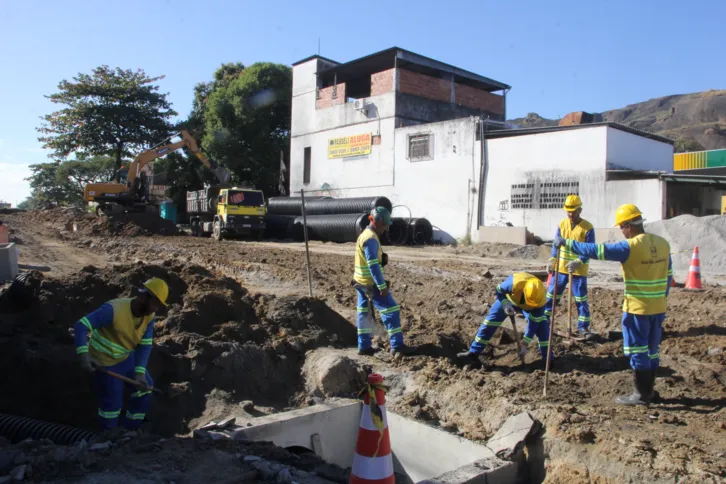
xmin=685 ymin=246 xmax=703 ymax=290
xmin=350 ymin=374 xmax=394 ymax=484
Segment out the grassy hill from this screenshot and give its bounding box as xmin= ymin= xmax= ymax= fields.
xmin=509 ymin=90 xmax=726 ymax=150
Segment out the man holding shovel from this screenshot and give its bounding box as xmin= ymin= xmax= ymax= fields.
xmin=74 ymin=278 xmax=169 ymax=430
xmin=545 ymin=195 xmax=596 ymax=339
xmin=458 ymin=273 xmax=553 ymax=368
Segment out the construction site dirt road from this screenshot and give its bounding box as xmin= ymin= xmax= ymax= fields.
xmin=0 ymin=208 xmax=724 ymax=483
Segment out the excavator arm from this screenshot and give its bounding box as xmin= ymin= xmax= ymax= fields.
xmin=127 ymin=130 xmax=231 ymax=187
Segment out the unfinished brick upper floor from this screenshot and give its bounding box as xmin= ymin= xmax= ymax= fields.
xmin=315 ymin=67 xmax=505 ymax=117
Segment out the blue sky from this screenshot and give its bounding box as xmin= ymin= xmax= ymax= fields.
xmin=1 ymin=0 xmax=724 ymax=205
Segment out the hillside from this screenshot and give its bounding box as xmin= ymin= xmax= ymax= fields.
xmin=509 ymin=90 xmax=726 ymax=150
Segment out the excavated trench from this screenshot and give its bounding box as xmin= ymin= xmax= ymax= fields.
xmin=0 ymin=262 xmax=357 ymax=438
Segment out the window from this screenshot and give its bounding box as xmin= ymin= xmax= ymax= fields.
xmin=408 ymin=134 xmax=434 ymax=162
xmin=538 ymin=181 xmax=579 ymax=209
xmin=303 ymin=147 xmax=311 ymax=184
xmin=511 ymin=183 xmax=534 ymax=209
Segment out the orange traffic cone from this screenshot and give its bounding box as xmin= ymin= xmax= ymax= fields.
xmin=685 ymin=246 xmax=703 ymax=290
xmin=350 ymin=374 xmax=394 ymax=484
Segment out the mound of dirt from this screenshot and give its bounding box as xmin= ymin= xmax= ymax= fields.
xmin=646 ymin=214 xmax=726 ymax=276
xmin=0 ymin=261 xmax=358 ymax=436
xmin=25 ymin=207 xmax=178 ymax=237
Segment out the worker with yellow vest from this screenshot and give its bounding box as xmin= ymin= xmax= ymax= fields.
xmin=546 ymin=195 xmax=596 ymax=338
xmin=353 ymin=207 xmax=411 ymax=356
xmin=554 ymin=204 xmax=672 ymax=405
xmin=74 ymin=278 xmax=169 ymax=429
xmin=458 ymin=273 xmax=553 ymax=368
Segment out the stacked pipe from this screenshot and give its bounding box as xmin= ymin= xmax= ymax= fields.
xmin=265 ymin=195 xmax=433 ymax=245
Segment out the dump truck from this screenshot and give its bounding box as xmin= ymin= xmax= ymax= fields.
xmin=187 ymin=186 xmax=266 ymax=241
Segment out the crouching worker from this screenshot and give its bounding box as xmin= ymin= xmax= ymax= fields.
xmin=74 ymin=278 xmax=169 ymax=430
xmin=458 ymin=273 xmax=553 ymax=367
xmin=353 ymin=207 xmax=412 ymax=356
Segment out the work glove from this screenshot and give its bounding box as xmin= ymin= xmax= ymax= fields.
xmin=134 ymin=373 xmax=150 ymax=391
xmin=502 ymin=301 xmax=516 ymax=316
xmin=79 ymin=353 xmax=97 ymax=373
xmin=381 ymin=252 xmax=388 ymax=267
xmin=546 ymin=257 xmax=557 ymax=274
xmin=553 ymin=236 xmax=566 ymax=249
xmin=519 ymin=342 xmax=528 ymax=357
xmin=566 ymin=259 xmax=583 ymax=273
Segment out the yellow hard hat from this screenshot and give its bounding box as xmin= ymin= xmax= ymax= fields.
xmin=613 ymin=204 xmax=643 ymax=227
xmin=142 ymin=277 xmax=169 ymax=306
xmin=524 ymin=278 xmax=546 ymax=308
xmin=563 ymin=195 xmax=582 ymax=212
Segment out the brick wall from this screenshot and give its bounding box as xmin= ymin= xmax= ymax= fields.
xmin=315 ymin=83 xmax=347 ymax=109
xmin=454 ymin=83 xmax=504 ymax=115
xmin=398 ymin=69 xmax=450 ymax=103
xmin=371 ymin=69 xmax=394 ymax=96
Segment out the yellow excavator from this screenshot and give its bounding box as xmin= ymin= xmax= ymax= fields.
xmin=83 ymin=130 xmax=230 ymax=215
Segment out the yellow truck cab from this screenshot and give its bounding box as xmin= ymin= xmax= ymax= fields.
xmin=187 ymin=186 xmax=267 ymax=240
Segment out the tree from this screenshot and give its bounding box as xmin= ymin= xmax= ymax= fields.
xmin=26 ymin=156 xmax=118 ymax=206
xmin=37 ymin=66 xmax=177 ymax=180
xmin=674 ymin=137 xmax=705 ymax=153
xmin=16 ymin=199 xmax=31 ymax=210
xmin=198 ymin=62 xmax=291 ymax=195
xmin=188 ymin=62 xmax=245 ymax=141
xmin=154 ymin=151 xmax=218 ymax=209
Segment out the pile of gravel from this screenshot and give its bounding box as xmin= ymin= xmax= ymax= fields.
xmin=646 ymin=215 xmax=726 ymax=275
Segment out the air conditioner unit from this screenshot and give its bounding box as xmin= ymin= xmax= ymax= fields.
xmin=354 ymin=99 xmax=367 ymax=112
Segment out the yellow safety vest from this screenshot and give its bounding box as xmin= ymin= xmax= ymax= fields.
xmin=89 ymin=299 xmax=155 ymax=367
xmin=557 ymin=218 xmax=594 ymax=277
xmin=353 ymin=228 xmax=384 ymax=287
xmin=621 ymin=233 xmax=670 ymax=315
xmin=505 ymin=272 xmax=543 ymax=311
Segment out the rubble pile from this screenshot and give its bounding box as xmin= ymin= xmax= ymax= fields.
xmin=25 ymin=207 xmax=178 ymax=237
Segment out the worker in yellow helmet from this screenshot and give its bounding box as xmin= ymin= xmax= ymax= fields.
xmin=554 ymin=204 xmax=672 ymax=405
xmin=546 ymin=195 xmax=596 ymax=339
xmin=458 ymin=273 xmax=554 ymax=368
xmin=74 ymin=277 xmax=169 ymax=430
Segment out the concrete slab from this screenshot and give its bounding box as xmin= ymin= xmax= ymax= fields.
xmin=486 ymin=412 xmax=541 ymax=460
xmin=419 ymin=457 xmax=518 ymax=484
xmin=477 ymin=226 xmax=527 ymax=245
xmin=0 ymin=243 xmax=18 ymax=282
xmin=225 ymin=400 xmax=518 ymax=483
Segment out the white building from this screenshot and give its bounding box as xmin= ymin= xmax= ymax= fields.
xmin=290 ymin=47 xmax=681 ymax=244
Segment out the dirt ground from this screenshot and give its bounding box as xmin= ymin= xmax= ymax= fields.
xmin=0 ymin=208 xmax=724 ymax=483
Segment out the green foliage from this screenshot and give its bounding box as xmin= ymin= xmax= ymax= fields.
xmin=674 ymin=137 xmax=705 ymax=153
xmin=26 ymin=156 xmax=117 ymax=206
xmin=154 ymin=152 xmax=218 ymax=208
xmin=37 ymin=66 xmax=177 ymax=178
xmin=16 ymin=199 xmax=32 ymax=210
xmin=198 ymin=62 xmax=291 ymax=195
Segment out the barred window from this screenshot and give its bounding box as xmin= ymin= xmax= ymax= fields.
xmin=408 ymin=134 xmax=433 ymax=161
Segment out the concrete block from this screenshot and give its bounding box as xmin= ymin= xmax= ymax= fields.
xmin=419 ymin=457 xmax=518 ymax=484
xmin=0 ymin=243 xmax=18 ymax=282
xmin=486 ymin=412 xmax=541 ymax=460
xmin=477 ymin=227 xmax=527 ymax=245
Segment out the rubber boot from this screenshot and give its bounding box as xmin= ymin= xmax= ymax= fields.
xmin=457 ymin=351 xmax=478 ymax=363
xmin=358 ymin=347 xmax=379 ymax=356
xmin=615 ymin=371 xmax=652 ymax=406
xmin=391 ymin=344 xmax=415 ymax=357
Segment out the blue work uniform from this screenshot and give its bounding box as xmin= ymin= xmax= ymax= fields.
xmin=546 ymin=219 xmax=595 ymax=331
xmin=353 ymin=228 xmax=403 ymax=351
xmin=75 ymin=300 xmax=155 ymax=430
xmin=469 ymin=273 xmax=551 ymax=359
xmin=563 ymin=235 xmax=672 ymax=370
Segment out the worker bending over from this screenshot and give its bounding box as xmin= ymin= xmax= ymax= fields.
xmin=75 ymin=278 xmax=169 ymax=429
xmin=458 ymin=273 xmax=553 ymax=367
xmin=353 ymin=207 xmax=411 ymax=356
xmin=554 ymin=204 xmax=672 ymax=405
xmin=546 ymin=195 xmax=596 ymax=338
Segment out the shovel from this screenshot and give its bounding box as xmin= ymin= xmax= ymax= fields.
xmin=92 ymin=363 xmax=165 ymax=396
xmin=509 ymin=315 xmax=527 ymax=367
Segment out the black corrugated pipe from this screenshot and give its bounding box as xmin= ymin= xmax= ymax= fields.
xmin=0 ymin=414 xmax=95 ymax=445
xmin=267 ymin=196 xmax=332 ymax=216
xmin=292 ymin=213 xmax=368 ymax=243
xmin=268 ymin=196 xmax=392 ymax=217
xmin=408 ymin=218 xmax=434 ymax=245
xmin=263 ymin=214 xmax=296 ymax=239
xmin=384 ymin=218 xmax=409 ymax=246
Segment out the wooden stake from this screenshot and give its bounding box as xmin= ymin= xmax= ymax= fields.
xmin=543 ymin=247 xmax=560 ymax=397
xmin=300 ymin=189 xmax=314 ymax=298
xmin=567 ymin=271 xmax=573 ymax=339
